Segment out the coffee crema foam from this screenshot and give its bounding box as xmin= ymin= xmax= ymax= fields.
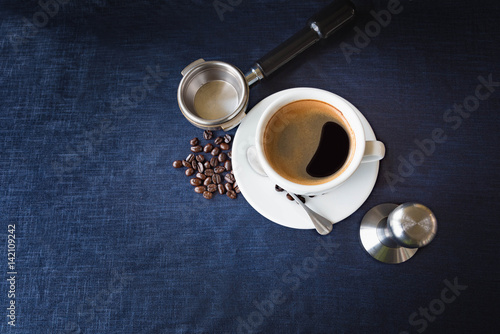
xmin=263 ymin=99 xmax=356 ymax=186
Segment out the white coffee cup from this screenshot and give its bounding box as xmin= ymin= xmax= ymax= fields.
xmin=250 ymin=88 xmax=385 ymax=196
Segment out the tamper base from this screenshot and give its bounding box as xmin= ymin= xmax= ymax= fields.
xmin=360 ymin=203 xmax=418 ymax=264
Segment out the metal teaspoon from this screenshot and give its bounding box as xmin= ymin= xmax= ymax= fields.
xmin=288 ymin=193 xmax=333 ymax=235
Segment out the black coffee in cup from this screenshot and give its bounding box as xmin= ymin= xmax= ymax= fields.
xmin=263 ymin=99 xmax=355 ymax=185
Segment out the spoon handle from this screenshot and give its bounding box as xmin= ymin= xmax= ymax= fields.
xmin=289 ymin=193 xmax=333 ymax=235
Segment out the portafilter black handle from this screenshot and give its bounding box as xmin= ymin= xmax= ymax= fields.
xmin=245 ymin=0 xmax=356 ymax=85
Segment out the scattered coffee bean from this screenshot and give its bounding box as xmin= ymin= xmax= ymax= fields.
xmin=203 ymin=143 xmax=213 ymax=153
xmin=212 ymin=174 xmax=221 ymax=184
xmin=274 ymin=184 xmax=308 ymax=202
xmin=218 ymin=153 xmax=227 ymax=162
xmin=308 ymin=195 xmax=316 ymax=198
xmin=211 ymin=147 xmax=221 ymax=156
xmin=225 ymin=173 xmax=235 ymax=184
xmin=284 ymin=193 xmax=306 ymax=203
xmin=214 ymin=166 xmax=225 ymax=174
xmin=194 ymin=186 xmax=206 ymax=194
xmin=191 ymin=145 xmax=203 ymax=153
xmin=203 ymin=130 xmax=213 ymax=140
xmin=190 ymin=178 xmax=202 ymax=186
xmin=174 ymin=130 xmax=238 ymax=201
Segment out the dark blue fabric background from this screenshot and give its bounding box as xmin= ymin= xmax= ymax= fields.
xmin=1 ymin=0 xmax=499 ymax=333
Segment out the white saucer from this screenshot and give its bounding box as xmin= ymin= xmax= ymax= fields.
xmin=232 ymin=88 xmax=380 ymax=230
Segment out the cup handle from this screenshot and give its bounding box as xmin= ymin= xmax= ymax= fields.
xmin=247 ymin=146 xmax=268 ymax=176
xmin=362 ymin=141 xmax=385 ymax=163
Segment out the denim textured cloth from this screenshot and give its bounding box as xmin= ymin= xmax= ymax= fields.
xmin=1 ymin=0 xmax=499 ymax=333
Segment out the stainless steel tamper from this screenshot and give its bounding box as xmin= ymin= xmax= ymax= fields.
xmin=359 ymin=203 xmax=437 ymax=264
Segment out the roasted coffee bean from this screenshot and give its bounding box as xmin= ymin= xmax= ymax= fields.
xmin=190 ymin=178 xmax=202 ymax=186
xmin=218 ymin=153 xmax=227 ymax=162
xmin=194 ymin=186 xmax=206 ymax=194
xmin=225 ymin=173 xmax=235 ymax=184
xmin=197 ymin=162 xmax=205 ymax=173
xmin=275 ymin=185 xmax=284 ymax=192
xmin=212 ymin=174 xmax=221 ymax=184
xmin=191 ymin=145 xmax=203 ymax=153
xmin=178 ymin=130 xmax=238 ymax=200
xmin=286 ymin=193 xmax=294 ymax=201
xmin=214 ymin=166 xmax=225 ymax=174
xmin=210 ymin=156 xmax=218 ymax=167
xmin=203 ymin=130 xmax=213 ymax=140
xmin=203 ymin=143 xmax=213 ymax=153
xmin=297 ymin=195 xmax=306 ymax=203
xmin=211 ymin=147 xmax=221 ymax=156
xmin=308 ymin=195 xmax=316 ymax=198
xmin=218 ymin=184 xmax=226 ymax=195
xmin=226 ymin=190 xmax=237 ymax=199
